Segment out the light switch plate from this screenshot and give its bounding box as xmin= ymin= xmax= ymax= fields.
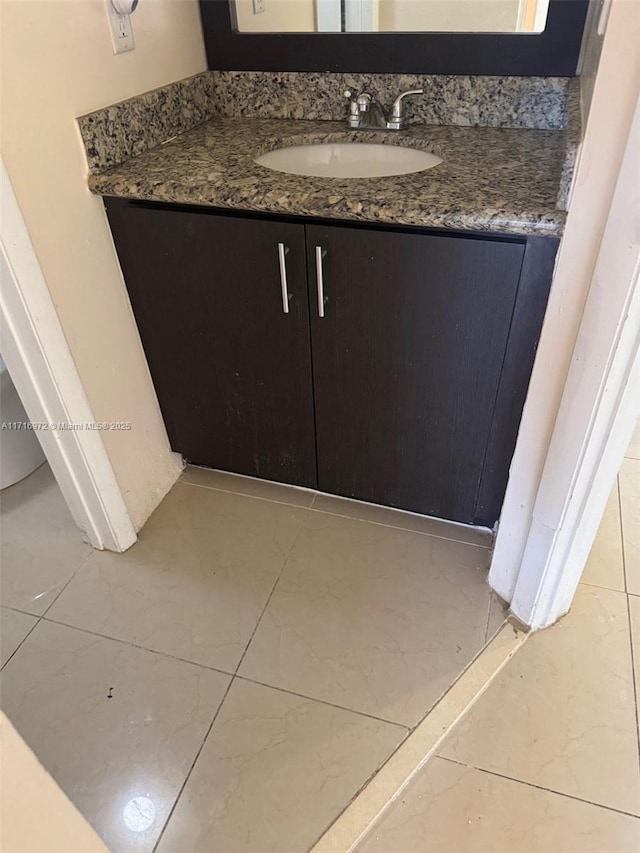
xmin=105 ymin=0 xmax=135 ymax=54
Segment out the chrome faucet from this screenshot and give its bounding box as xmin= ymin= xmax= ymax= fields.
xmin=344 ymin=89 xmax=423 ymax=131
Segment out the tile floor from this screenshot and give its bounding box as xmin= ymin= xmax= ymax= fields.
xmin=358 ymin=430 xmax=640 ymax=852
xmin=0 ymin=463 xmax=498 ymax=852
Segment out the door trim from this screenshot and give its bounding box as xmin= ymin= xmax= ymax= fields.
xmin=489 ymin=0 xmax=640 ymax=624
xmin=507 ymin=96 xmax=640 ymax=629
xmin=490 ymin=46 xmax=640 ymax=632
xmin=1 ymin=160 xmax=136 ymax=552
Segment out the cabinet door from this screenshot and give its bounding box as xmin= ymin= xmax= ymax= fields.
xmin=306 ymin=224 xmax=525 ymax=523
xmin=106 ymin=201 xmax=317 ymax=488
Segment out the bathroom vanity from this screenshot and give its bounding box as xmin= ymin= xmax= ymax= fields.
xmin=93 ymin=111 xmax=568 ymax=527
xmin=82 ymin=1 xmax=586 ymax=529
xmin=106 ymin=196 xmax=556 ymax=526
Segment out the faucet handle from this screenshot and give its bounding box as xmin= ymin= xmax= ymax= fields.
xmin=344 ymin=90 xmax=361 ymax=126
xmin=344 ymin=90 xmax=373 ymax=114
xmin=390 ymin=89 xmax=424 ymax=120
xmin=355 ymin=92 xmax=372 ymax=113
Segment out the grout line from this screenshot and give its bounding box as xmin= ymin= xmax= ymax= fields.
xmin=3 ymin=470 xmax=501 ymax=846
xmin=579 ymin=471 xmax=632 ymax=597
xmin=233 ymin=674 xmax=409 ymax=731
xmin=625 ymin=592 xmax=640 ymax=775
xmin=0 ymin=603 xmax=43 ymax=618
xmin=143 ymin=484 xmax=499 ymax=848
xmin=0 ymin=614 xmax=41 ymax=673
xmin=306 ymin=732 xmax=415 ymax=852
xmin=307 ymin=624 xmax=525 ymax=851
xmin=3 ymin=513 xmax=504 ymax=850
xmin=232 ymin=505 xmax=312 ymax=676
xmin=151 ymin=674 xmax=236 ymax=853
xmin=1 ymin=548 xmax=95 ymax=672
xmin=617 ymin=472 xmax=640 ymax=774
xmin=39 ymin=615 xmax=236 ymax=678
xmin=312 ymin=492 xmax=492 ymax=538
xmin=179 ymin=477 xmax=315 ymax=512
xmin=308 ymin=624 xmax=527 ymax=852
xmin=305 ymin=506 xmax=492 ymax=551
xmin=152 ymin=504 xmax=315 ymax=852
xmin=403 ymin=621 xmax=520 ymax=738
xmin=41 ymin=611 xmax=409 ymax=730
xmin=184 ymin=465 xmax=318 ymax=498
xmin=483 ymin=593 xmax=493 ymax=644
xmin=580 ymin=579 xmax=629 ymax=595
xmin=618 ymin=474 xmax=629 ymax=596
xmin=180 ymin=474 xmax=492 ymax=551
xmin=40 ymin=548 xmax=96 ymax=619
xmin=439 ymin=756 xmax=640 ymax=820
xmin=1 ymin=548 xmax=95 ymax=623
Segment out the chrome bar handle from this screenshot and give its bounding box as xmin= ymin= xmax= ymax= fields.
xmin=315 ymin=246 xmax=326 ymax=318
xmin=277 ymin=242 xmax=290 ymax=314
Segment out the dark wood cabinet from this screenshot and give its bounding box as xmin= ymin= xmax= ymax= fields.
xmin=105 ymin=199 xmax=556 ymax=526
xmin=105 ymin=202 xmax=317 ymax=487
xmin=306 ymin=225 xmax=525 ymax=522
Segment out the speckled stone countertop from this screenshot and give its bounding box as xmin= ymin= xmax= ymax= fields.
xmin=88 ymin=117 xmax=568 ymax=237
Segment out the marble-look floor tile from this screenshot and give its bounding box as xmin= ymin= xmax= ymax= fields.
xmin=47 ymin=483 xmax=308 ymax=671
xmin=0 ymin=607 xmax=37 ymax=667
xmin=358 ymin=757 xmax=640 ymax=853
xmin=0 ymin=463 xmax=92 ymax=614
xmin=0 ymin=620 xmax=230 ymax=852
xmin=620 ymin=458 xmax=640 ymax=595
xmin=311 ymin=493 xmax=492 ymax=547
xmin=157 ymin=678 xmax=405 ymax=853
xmin=439 ymin=585 xmax=640 ymax=815
xmin=239 ymin=510 xmax=491 ymax=726
xmin=581 ymin=482 xmax=625 ymax=592
xmin=181 ymin=465 xmax=316 ymax=508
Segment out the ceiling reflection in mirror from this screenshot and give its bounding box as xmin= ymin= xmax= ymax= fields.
xmin=233 ymin=0 xmax=551 ymax=34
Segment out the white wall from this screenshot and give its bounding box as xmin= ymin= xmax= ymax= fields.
xmin=236 ymin=0 xmax=527 ymax=33
xmin=0 ymin=0 xmax=207 ymax=530
xmin=378 ymin=0 xmax=521 ymax=32
xmin=235 ymin=0 xmax=316 ymax=31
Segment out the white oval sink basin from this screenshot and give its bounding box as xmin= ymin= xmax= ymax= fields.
xmin=255 ymin=142 xmax=442 ymax=178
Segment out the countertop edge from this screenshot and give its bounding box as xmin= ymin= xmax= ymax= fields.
xmin=89 ymin=178 xmax=565 ymax=239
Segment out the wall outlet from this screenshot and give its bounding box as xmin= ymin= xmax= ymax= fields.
xmin=252 ymin=0 xmax=265 ymax=15
xmin=105 ymin=0 xmax=135 ymax=54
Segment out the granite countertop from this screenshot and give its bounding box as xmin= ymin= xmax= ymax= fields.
xmin=88 ymin=117 xmax=568 ymax=237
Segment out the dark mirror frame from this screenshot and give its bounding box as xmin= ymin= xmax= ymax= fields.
xmin=199 ymin=0 xmax=589 ymax=76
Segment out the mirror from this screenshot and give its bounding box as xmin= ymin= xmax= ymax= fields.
xmin=233 ymin=0 xmax=551 ymax=34
xmin=200 ymin=0 xmax=588 ymax=76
